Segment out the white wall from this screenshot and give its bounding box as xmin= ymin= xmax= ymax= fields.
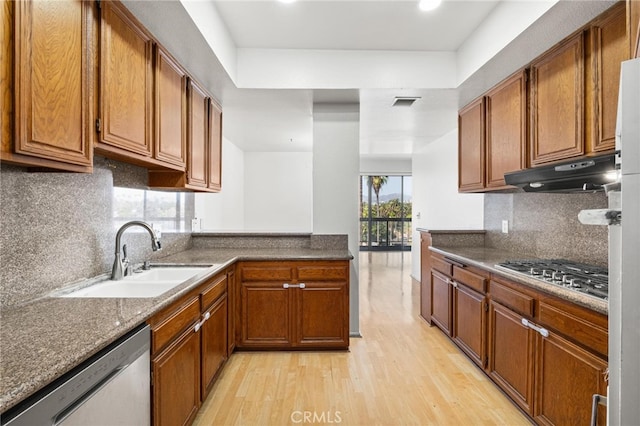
xmin=410 ymin=129 xmax=485 ymax=280
xmin=313 ymin=105 xmax=360 ymax=336
xmin=360 ymin=156 xmax=412 ymax=175
xmin=195 ymin=137 xmax=245 ymax=231
xmin=243 ymin=152 xmax=313 ymax=232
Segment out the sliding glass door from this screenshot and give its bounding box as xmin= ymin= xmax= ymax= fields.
xmin=359 ymin=175 xmax=412 ymax=251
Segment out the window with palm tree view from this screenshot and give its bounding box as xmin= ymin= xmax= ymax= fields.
xmin=360 ymin=175 xmax=412 ymax=251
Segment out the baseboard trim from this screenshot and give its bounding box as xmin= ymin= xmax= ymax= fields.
xmin=349 ymin=332 xmax=363 ymax=338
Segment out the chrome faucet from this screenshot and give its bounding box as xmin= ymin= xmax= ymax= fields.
xmin=111 ymin=221 xmax=162 ymax=280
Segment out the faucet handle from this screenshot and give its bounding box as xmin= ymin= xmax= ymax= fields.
xmin=122 ymin=244 xmax=128 ymax=260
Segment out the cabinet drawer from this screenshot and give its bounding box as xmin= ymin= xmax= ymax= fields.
xmin=240 ymin=265 xmax=293 ymax=282
xmin=490 ymin=280 xmax=535 ymax=317
xmin=151 ymin=296 xmax=200 ymax=354
xmin=297 ymin=264 xmax=348 ymax=281
xmin=201 ymin=274 xmax=227 ymax=311
xmin=431 ymin=256 xmax=453 ymax=276
xmin=538 ymin=301 xmax=608 ymax=357
xmin=453 ymin=266 xmax=486 ymax=293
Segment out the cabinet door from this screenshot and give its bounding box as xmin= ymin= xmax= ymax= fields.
xmin=1 ymin=0 xmax=12 ymax=158
xmin=14 ymin=0 xmax=92 ymax=168
xmin=296 ymin=281 xmax=349 ymax=348
xmin=488 ymin=300 xmax=536 ymax=416
xmin=152 ymin=326 xmax=201 ymax=426
xmin=201 ymin=295 xmax=228 ymax=399
xmin=458 ymin=97 xmax=485 ymax=192
xmin=420 ymin=234 xmax=432 ymax=324
xmin=100 ymin=0 xmax=153 ymax=157
xmin=240 ymin=281 xmax=292 ymax=347
xmin=227 ymin=269 xmax=236 ymax=355
xmin=530 ymin=32 xmax=585 ymax=165
xmin=155 ymin=46 xmax=186 ymax=170
xmin=589 ymin=3 xmax=628 ymax=153
xmin=534 ymin=331 xmax=608 ymax=426
xmin=187 ymin=79 xmax=208 ymax=189
xmin=485 ymin=70 xmax=527 ymax=188
xmin=431 ymin=270 xmax=452 ymax=335
xmin=452 ymin=283 xmax=486 ymax=368
xmin=208 ymin=100 xmax=222 ymax=192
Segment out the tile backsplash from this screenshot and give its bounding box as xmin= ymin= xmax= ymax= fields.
xmin=484 ymin=192 xmax=608 ymax=266
xmin=0 ymin=157 xmax=194 ymax=307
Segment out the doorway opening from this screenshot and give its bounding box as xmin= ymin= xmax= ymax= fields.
xmin=359 ymin=175 xmax=412 ymax=251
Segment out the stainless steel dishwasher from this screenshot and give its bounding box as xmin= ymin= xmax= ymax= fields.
xmin=2 ymin=325 xmax=150 ymax=426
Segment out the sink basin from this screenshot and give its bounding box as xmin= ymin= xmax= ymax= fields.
xmin=126 ymin=267 xmax=210 ymax=282
xmin=59 ymin=266 xmax=211 ymax=298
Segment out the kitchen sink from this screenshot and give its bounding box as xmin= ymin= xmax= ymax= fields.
xmin=126 ymin=267 xmax=211 ymax=282
xmin=59 ymin=266 xmax=213 ymax=298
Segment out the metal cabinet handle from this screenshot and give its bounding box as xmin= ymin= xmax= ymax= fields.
xmin=452 ymin=280 xmax=458 ymax=288
xmin=283 ymin=283 xmax=306 ymax=289
xmin=194 ymin=321 xmax=202 ymax=333
xmin=521 ymin=318 xmax=549 ymax=338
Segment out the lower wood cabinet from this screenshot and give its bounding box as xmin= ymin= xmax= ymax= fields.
xmin=431 ymin=270 xmax=452 ymax=335
xmin=201 ymin=275 xmax=229 ymax=401
xmin=423 ymin=253 xmax=608 ymax=426
xmin=452 ymin=282 xmax=487 ymax=368
xmin=237 ymin=260 xmax=350 ymax=350
xmin=534 ymin=329 xmax=608 ymax=426
xmin=240 ymin=281 xmax=292 ymax=348
xmin=488 ymin=299 xmax=536 ymax=416
xmin=148 ymin=272 xmax=229 ymax=426
xmin=487 ymin=277 xmax=608 ymax=426
xmin=152 ymin=322 xmax=201 ymax=426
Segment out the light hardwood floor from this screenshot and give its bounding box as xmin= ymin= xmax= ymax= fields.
xmin=193 ymin=252 xmax=531 ymax=425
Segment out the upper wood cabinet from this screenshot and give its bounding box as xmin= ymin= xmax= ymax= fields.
xmin=187 ymin=79 xmax=209 ymax=189
xmin=147 ymin=78 xmax=222 ymax=192
xmin=530 ymin=32 xmax=585 ymax=166
xmin=155 ymin=45 xmax=187 ymax=169
xmin=2 ymin=0 xmax=94 ymax=172
xmin=485 ymin=70 xmax=527 ymax=188
xmin=98 ymin=0 xmax=153 ymax=159
xmin=208 ymin=100 xmax=223 ymax=192
xmin=458 ymin=98 xmax=485 ymax=192
xmin=1 ymin=0 xmax=14 ymax=162
xmin=458 ymin=69 xmax=527 ymax=192
xmin=588 ymin=2 xmax=629 ymax=153
xmin=630 ymin=0 xmax=640 ymax=58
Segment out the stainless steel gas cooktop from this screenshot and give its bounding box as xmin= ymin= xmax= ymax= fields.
xmin=495 ymin=259 xmax=608 ymax=300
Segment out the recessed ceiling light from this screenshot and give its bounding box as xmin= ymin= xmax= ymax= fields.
xmin=418 ymin=0 xmax=442 ymax=12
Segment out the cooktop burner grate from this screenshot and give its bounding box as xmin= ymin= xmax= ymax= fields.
xmin=495 ymin=259 xmax=608 ymax=300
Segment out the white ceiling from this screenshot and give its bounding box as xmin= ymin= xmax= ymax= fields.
xmin=214 ymin=1 xmax=500 ymax=51
xmin=213 ymin=0 xmax=501 ymax=155
xmin=123 ymin=0 xmax=617 ymax=158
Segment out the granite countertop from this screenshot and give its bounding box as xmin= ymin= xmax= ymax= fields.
xmin=429 ymin=245 xmax=608 ymax=315
xmin=0 ymin=247 xmax=353 ymax=413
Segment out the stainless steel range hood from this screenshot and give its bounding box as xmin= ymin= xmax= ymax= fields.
xmin=504 ymin=153 xmax=618 ymax=193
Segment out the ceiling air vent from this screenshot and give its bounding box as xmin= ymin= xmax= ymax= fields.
xmin=392 ymin=96 xmax=421 ymax=107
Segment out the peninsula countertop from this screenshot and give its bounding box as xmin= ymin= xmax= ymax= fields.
xmin=0 ymin=247 xmax=353 ymax=413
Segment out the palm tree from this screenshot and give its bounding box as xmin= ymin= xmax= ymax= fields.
xmin=368 ymin=176 xmax=388 ymax=217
